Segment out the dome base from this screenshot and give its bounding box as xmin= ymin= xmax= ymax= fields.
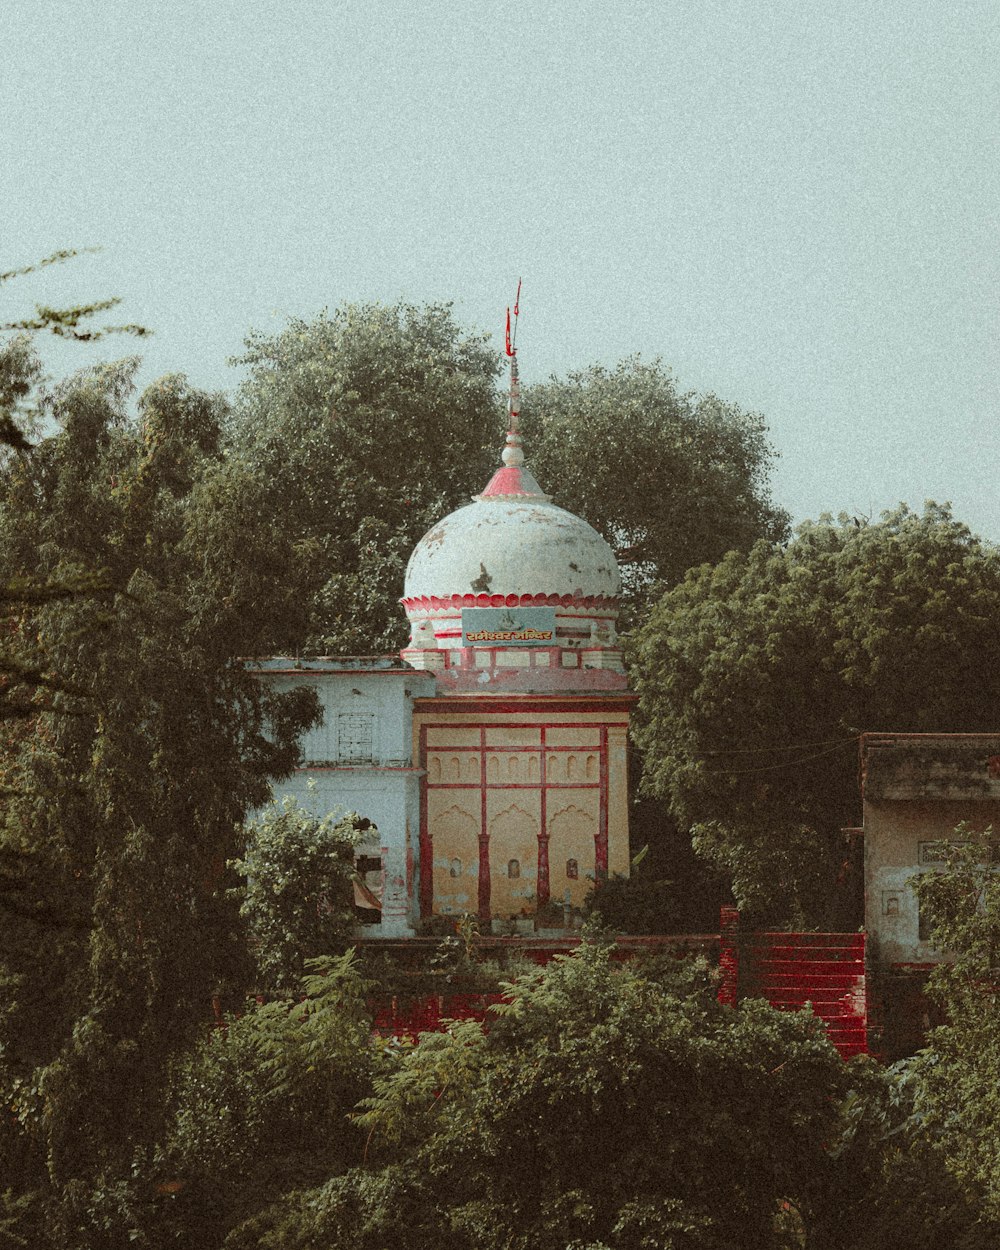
xmin=400 ymin=643 xmax=627 ymax=692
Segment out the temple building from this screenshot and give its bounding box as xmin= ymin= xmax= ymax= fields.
xmin=259 ymin=341 xmax=635 ymax=936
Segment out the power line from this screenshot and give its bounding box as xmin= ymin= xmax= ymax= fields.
xmin=696 ymin=736 xmax=860 ymax=777
xmin=697 ymin=733 xmax=859 ymax=757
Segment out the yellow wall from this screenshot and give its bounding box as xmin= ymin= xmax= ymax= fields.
xmin=414 ymin=702 xmax=631 ymax=926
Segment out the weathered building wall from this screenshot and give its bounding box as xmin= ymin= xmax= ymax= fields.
xmin=862 ymin=733 xmax=1000 ymax=967
xmin=258 ymin=659 xmax=434 ymax=937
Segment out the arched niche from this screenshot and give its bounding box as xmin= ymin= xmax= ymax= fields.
xmin=488 ymin=802 xmax=538 ymax=920
xmin=431 ymin=804 xmax=479 ymax=916
xmin=547 ymin=803 xmax=596 ymax=909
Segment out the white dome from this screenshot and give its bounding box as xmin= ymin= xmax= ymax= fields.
xmin=404 ymin=495 xmax=621 ymax=603
xmin=399 ymin=348 xmax=627 ymax=684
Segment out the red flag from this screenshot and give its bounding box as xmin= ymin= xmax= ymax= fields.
xmin=513 ymin=278 xmax=521 ymax=317
xmin=505 ymin=307 xmax=513 ymax=356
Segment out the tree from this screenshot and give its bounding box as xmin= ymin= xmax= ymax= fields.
xmin=1 ymin=248 xmax=150 ymax=345
xmin=0 ymin=250 xmax=153 ymax=721
xmin=630 ymin=505 xmax=1000 ymax=925
xmin=910 ymin=827 xmax=1000 ymax=1222
xmin=521 ymin=358 xmax=789 ymax=625
xmin=1 ymin=248 xmax=149 ymax=452
xmin=155 ymin=952 xmax=375 ymax=1249
xmin=229 ymin=302 xmax=503 ymax=654
xmin=229 ymin=309 xmax=788 ymax=654
xmin=0 ymin=355 xmax=320 ymax=1243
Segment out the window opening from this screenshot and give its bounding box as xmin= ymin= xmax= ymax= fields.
xmin=337 ymin=712 xmax=374 ymax=763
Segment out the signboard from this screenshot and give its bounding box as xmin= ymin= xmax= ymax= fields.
xmin=461 ymin=606 xmax=556 ymax=647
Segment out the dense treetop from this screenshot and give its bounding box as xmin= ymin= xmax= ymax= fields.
xmin=630 ymin=503 xmax=1000 ymax=924
xmin=520 ymin=358 xmax=789 ymax=620
xmin=912 ymin=828 xmax=1000 ymax=1225
xmin=229 ymin=302 xmax=503 ymax=654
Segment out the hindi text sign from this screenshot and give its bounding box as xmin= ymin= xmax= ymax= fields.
xmin=461 ymin=606 xmax=556 ymax=647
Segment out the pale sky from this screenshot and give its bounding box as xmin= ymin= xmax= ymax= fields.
xmin=4 ymin=2 xmax=999 ymax=538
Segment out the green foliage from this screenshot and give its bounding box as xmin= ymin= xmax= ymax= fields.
xmin=0 ymin=336 xmax=42 ymax=455
xmin=362 ymin=912 xmax=527 ymax=1003
xmin=582 ymin=849 xmax=679 ymax=934
xmin=0 ymin=249 xmax=149 ymax=456
xmin=0 ymin=1185 xmax=46 ymax=1249
xmin=757 ymin=1053 xmax=1000 ymax=1250
xmin=910 ymin=826 xmax=1000 ymax=1221
xmin=631 ymin=504 xmax=1000 ymax=924
xmin=521 ymin=359 xmax=789 ymax=624
xmin=157 ymin=952 xmax=374 ymax=1247
xmin=582 ymin=871 xmax=677 ymax=933
xmin=0 ymin=248 xmax=150 ymax=346
xmin=0 ymin=353 xmax=321 ymax=1238
xmin=233 ymin=797 xmax=370 ymax=993
xmin=236 ymin=942 xmax=870 ymax=1250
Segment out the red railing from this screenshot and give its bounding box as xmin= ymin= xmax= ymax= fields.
xmin=371 ymin=993 xmax=507 ymax=1041
xmin=367 ymin=928 xmax=868 ymax=1060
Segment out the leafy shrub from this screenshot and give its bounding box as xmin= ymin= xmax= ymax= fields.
xmin=156 ymin=952 xmax=375 ymax=1247
xmin=582 ymin=871 xmax=677 ymax=933
xmin=237 ymin=940 xmax=873 ymax=1250
xmin=233 ymin=797 xmax=371 ymax=992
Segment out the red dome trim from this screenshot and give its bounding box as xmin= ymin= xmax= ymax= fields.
xmin=401 ymin=592 xmax=620 ymax=613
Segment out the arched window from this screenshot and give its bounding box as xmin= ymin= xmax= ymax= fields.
xmin=449 ymin=858 xmax=462 ymax=878
xmin=507 ymin=858 xmax=520 ymax=879
xmin=566 ymin=858 xmax=579 ymax=880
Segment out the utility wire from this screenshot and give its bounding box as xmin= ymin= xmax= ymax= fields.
xmin=695 ymin=736 xmax=860 ymax=777
xmin=697 ymin=733 xmax=859 ymax=757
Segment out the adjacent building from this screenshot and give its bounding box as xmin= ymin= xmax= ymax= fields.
xmin=860 ymin=732 xmax=1000 ymax=1055
xmin=861 ymin=732 xmax=1000 ymax=966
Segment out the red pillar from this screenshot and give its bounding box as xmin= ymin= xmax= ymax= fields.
xmin=419 ymin=725 xmax=433 ymax=917
xmin=596 ymin=726 xmax=609 ymax=879
xmin=478 ymin=832 xmax=491 ymax=922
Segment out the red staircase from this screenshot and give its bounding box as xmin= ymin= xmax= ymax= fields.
xmin=741 ymin=930 xmax=868 ymax=1059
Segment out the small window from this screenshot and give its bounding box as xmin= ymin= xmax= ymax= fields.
xmin=507 ymin=859 xmax=520 ymax=879
xmin=337 ymin=712 xmax=374 ymax=763
xmin=449 ymin=858 xmax=462 ymax=878
xmin=356 ymin=855 xmax=381 ymax=876
xmin=566 ymin=858 xmax=579 ymax=880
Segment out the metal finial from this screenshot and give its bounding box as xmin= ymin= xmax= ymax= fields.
xmin=503 ymin=279 xmax=523 ymax=462
xmin=476 ymin=281 xmax=547 ymax=498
